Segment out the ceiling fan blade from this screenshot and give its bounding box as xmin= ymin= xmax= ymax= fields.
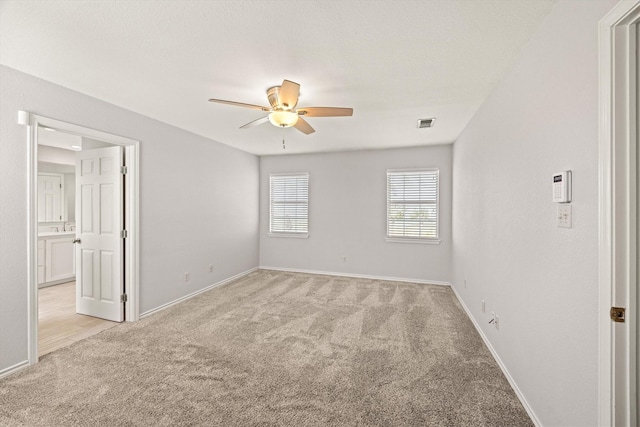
xmin=239 ymin=116 xmax=270 ymax=129
xmin=279 ymin=80 xmax=300 ymax=110
xmin=293 ymin=117 xmax=315 ymax=135
xmin=208 ymin=98 xmax=271 ymax=112
xmin=297 ymin=107 xmax=353 ymax=117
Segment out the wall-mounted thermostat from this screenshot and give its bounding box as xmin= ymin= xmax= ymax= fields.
xmin=552 ymin=171 xmax=571 ymax=203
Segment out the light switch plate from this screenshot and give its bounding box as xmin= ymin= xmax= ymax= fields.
xmin=557 ymin=205 xmax=572 ymax=228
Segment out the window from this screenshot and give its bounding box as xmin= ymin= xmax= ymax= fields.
xmin=269 ymin=173 xmax=309 ymax=237
xmin=387 ymin=169 xmax=439 ymax=242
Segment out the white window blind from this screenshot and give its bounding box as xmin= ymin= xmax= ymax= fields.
xmin=387 ymin=169 xmax=439 ymax=240
xmin=269 ymin=173 xmax=309 ymax=235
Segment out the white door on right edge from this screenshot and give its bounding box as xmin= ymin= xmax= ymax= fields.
xmin=75 ymin=145 xmax=124 ymax=322
xmin=636 ymin=23 xmax=639 ymax=427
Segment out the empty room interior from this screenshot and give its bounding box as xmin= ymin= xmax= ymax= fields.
xmin=0 ymin=0 xmax=638 ymax=426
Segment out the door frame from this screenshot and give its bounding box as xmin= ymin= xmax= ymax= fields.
xmin=20 ymin=111 xmax=140 ymax=365
xmin=598 ymin=1 xmax=640 ymax=425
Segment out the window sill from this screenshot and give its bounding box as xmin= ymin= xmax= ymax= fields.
xmin=385 ymin=237 xmax=441 ymax=245
xmin=268 ymin=233 xmax=310 ymax=239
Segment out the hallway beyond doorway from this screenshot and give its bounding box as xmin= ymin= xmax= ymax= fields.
xmin=38 ymin=282 xmax=118 ymax=356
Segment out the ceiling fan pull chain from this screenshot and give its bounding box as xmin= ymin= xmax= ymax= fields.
xmin=282 ymin=127 xmax=286 ymax=150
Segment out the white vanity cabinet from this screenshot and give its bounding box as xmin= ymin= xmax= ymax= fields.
xmin=38 ymin=233 xmax=76 ymax=286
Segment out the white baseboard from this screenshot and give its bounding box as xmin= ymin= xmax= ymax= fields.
xmin=0 ymin=360 xmax=29 ymax=380
xmin=259 ymin=266 xmax=451 ymax=286
xmin=140 ymin=267 xmax=258 ymax=319
xmin=38 ymin=277 xmax=75 ymax=289
xmin=449 ymin=285 xmax=542 ymax=427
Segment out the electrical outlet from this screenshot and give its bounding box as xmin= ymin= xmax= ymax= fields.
xmin=184 ymin=272 xmax=190 ymax=282
xmin=209 ymin=264 xmax=214 ymax=273
xmin=481 ymin=300 xmax=485 ymax=314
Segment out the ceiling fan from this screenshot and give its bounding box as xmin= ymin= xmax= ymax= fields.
xmin=208 ymin=79 xmax=353 ymax=135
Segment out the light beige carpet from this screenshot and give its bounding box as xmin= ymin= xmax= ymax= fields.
xmin=0 ymin=270 xmax=533 ymax=426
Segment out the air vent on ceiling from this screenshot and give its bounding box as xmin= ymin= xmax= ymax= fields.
xmin=417 ymin=118 xmax=435 ymax=128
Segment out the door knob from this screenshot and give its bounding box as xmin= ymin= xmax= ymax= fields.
xmin=72 ymin=238 xmax=81 ymax=244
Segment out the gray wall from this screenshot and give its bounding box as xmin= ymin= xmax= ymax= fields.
xmin=260 ymin=145 xmax=452 ymax=283
xmin=0 ymin=66 xmax=259 ymax=373
xmin=451 ymin=0 xmax=617 ymax=425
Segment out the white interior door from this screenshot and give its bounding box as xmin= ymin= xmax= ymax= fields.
xmin=37 ymin=174 xmax=63 ymax=222
xmin=631 ymin=20 xmax=640 ymax=426
xmin=75 ymin=145 xmax=124 ymax=322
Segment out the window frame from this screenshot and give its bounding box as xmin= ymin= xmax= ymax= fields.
xmin=386 ymin=168 xmax=441 ymax=244
xmin=268 ymin=172 xmax=310 ymax=238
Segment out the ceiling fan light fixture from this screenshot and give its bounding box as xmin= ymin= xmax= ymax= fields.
xmin=268 ymin=110 xmax=299 ymax=128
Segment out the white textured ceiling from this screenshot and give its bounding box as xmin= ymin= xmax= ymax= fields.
xmin=37 ymin=128 xmax=81 ymax=151
xmin=0 ymin=0 xmax=555 ymax=155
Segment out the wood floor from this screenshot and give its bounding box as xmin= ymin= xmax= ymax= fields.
xmin=38 ymin=281 xmax=118 ymax=357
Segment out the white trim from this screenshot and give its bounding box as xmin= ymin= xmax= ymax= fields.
xmin=140 ymin=268 xmax=258 ymax=318
xmin=269 ymin=172 xmax=310 ymax=235
xmin=258 ymin=266 xmax=451 ymax=286
xmin=386 ymin=168 xmax=440 ymax=241
xmin=385 ymin=237 xmax=441 ymax=245
xmin=386 ymin=167 xmax=439 ymax=174
xmin=598 ymin=2 xmax=640 ymax=426
xmin=25 ymin=116 xmax=38 ymax=364
xmin=20 ymin=111 xmax=141 ymax=365
xmin=38 ymin=278 xmax=76 ymax=289
xmin=0 ymin=360 xmax=30 ymax=380
xmin=450 ymin=284 xmax=541 ymax=427
xmin=268 ymin=172 xmax=310 ymax=177
xmin=125 ymin=141 xmax=140 ymax=322
xmin=267 ymin=233 xmax=310 ymax=239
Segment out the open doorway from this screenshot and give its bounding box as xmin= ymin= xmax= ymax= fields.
xmin=598 ymin=1 xmax=640 ymax=425
xmin=22 ymin=112 xmax=140 ymax=364
xmin=36 ymin=128 xmax=123 ymax=356
xmin=38 ymin=282 xmax=117 ymax=356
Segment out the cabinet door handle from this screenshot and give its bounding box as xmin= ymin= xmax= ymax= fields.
xmin=72 ymin=238 xmax=81 ymax=244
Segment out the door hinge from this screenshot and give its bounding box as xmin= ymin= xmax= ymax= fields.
xmin=60 ymin=183 xmax=62 ymax=188
xmin=610 ymin=307 xmax=625 ymax=323
xmin=121 ymin=165 xmax=127 ymax=175
xmin=121 ymin=293 xmax=128 ymax=303
xmin=120 ymin=229 xmax=128 ymax=239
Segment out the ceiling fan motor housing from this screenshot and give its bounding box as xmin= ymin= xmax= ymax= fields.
xmin=267 ymin=86 xmax=297 ymax=110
